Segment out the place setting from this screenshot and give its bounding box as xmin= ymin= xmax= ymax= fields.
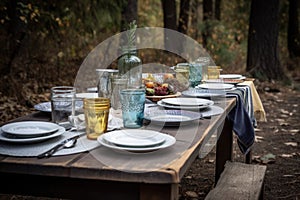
xmin=0 ymin=120 xmax=100 ymax=157
xmin=0 ymin=121 xmax=65 ymax=143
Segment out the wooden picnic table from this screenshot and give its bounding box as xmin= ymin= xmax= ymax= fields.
xmin=0 ymin=98 xmax=236 ymax=200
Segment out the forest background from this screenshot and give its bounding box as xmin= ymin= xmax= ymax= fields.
xmin=0 ymin=1 xmax=300 ymax=199
xmin=0 ymin=0 xmax=299 ymax=124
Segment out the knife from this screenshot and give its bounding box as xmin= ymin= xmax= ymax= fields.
xmin=37 ymin=134 xmax=80 ymax=159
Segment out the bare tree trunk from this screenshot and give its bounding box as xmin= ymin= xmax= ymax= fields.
xmin=246 ymin=0 xmax=288 ymax=82
xmin=215 ymin=0 xmax=221 ymax=20
xmin=190 ymin=0 xmax=200 ymax=40
xmin=288 ymin=0 xmax=300 ymax=59
xmin=3 ymin=0 xmax=27 ymax=76
xmin=161 ymin=0 xmax=177 ymax=30
xmin=161 ymin=0 xmax=178 ymax=52
xmin=178 ymin=0 xmax=190 ymax=34
xmin=202 ymin=0 xmax=213 ymax=48
xmin=121 ymin=0 xmax=138 ymax=31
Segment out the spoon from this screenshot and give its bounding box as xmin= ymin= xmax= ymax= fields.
xmin=37 ymin=135 xmax=78 ymax=158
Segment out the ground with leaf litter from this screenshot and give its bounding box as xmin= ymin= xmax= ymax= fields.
xmin=179 ymin=81 xmax=300 ymax=200
xmin=0 ymin=81 xmax=299 ymax=200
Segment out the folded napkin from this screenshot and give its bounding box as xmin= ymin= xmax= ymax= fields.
xmin=238 ymin=81 xmax=267 ymax=122
xmin=227 ymin=93 xmax=255 ymax=154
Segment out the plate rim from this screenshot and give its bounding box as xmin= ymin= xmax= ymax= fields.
xmin=34 ymin=102 xmax=52 ymax=112
xmin=1 ymin=121 xmax=60 ymax=136
xmin=0 ymin=126 xmax=65 ymax=143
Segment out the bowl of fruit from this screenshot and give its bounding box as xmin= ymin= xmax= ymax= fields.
xmin=143 ymin=73 xmax=184 ymax=102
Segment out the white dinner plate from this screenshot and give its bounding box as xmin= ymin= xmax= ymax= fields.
xmin=144 ymin=110 xmax=202 ymax=126
xmin=0 ymin=126 xmax=65 ymax=143
xmin=182 ymin=88 xmax=225 ymax=98
xmin=196 ymin=83 xmax=235 ymax=90
xmin=162 ymin=97 xmax=213 ymax=106
xmin=1 ymin=121 xmax=60 ymax=137
xmin=98 ymin=133 xmax=176 ymax=152
xmin=219 ymin=74 xmax=243 ymax=79
xmin=103 ymin=129 xmax=166 ymax=148
xmin=157 ymin=99 xmax=214 ymax=110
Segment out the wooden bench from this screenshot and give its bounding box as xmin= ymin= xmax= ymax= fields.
xmin=205 ymin=161 xmax=267 ymax=200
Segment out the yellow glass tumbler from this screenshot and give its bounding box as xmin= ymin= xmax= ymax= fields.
xmin=83 ymin=98 xmax=110 ymax=140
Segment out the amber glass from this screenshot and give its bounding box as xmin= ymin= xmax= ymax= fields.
xmin=83 ymin=98 xmax=110 ymax=140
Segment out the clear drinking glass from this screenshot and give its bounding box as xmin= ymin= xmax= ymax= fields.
xmin=69 ymin=93 xmax=98 ymax=130
xmin=189 ymin=63 xmax=203 ymax=88
xmin=51 ymin=86 xmax=76 ymax=124
xmin=175 ymin=63 xmax=190 ymax=89
xmin=120 ymin=88 xmax=145 ymax=128
xmin=83 ymin=98 xmax=110 ymax=140
xmin=110 ymin=75 xmax=128 ymax=110
xmin=96 ymin=69 xmax=118 ymax=98
xmin=194 ymin=57 xmax=212 ymax=82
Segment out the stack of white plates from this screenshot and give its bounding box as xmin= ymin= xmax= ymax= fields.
xmin=157 ymin=97 xmax=214 ymax=110
xmin=0 ymin=121 xmax=65 ymax=143
xmin=97 ymin=129 xmax=176 ymax=152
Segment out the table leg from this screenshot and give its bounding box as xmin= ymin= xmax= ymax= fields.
xmin=215 ymin=116 xmax=233 ymax=185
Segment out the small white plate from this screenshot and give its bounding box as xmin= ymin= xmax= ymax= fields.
xmin=219 ymin=74 xmax=243 ymax=79
xmin=1 ymin=121 xmax=60 ymax=137
xmin=162 ymin=97 xmax=213 ymax=106
xmin=197 ymin=83 xmax=235 ymax=90
xmin=103 ymin=129 xmax=166 ymax=148
xmin=144 ymin=110 xmax=202 ymax=126
xmin=0 ymin=126 xmax=65 ymax=143
xmin=98 ymin=133 xmax=176 ymax=152
xmin=157 ymin=99 xmax=214 ymax=110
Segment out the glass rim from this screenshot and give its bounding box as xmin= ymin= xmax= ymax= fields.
xmin=83 ymin=97 xmax=110 ymax=101
xmin=51 ymin=86 xmax=76 ymax=92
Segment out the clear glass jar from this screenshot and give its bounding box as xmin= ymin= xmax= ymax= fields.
xmin=118 ymin=46 xmax=142 ymax=88
xmin=194 ymin=57 xmax=211 ymax=82
xmin=96 ymin=69 xmax=118 ymax=98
